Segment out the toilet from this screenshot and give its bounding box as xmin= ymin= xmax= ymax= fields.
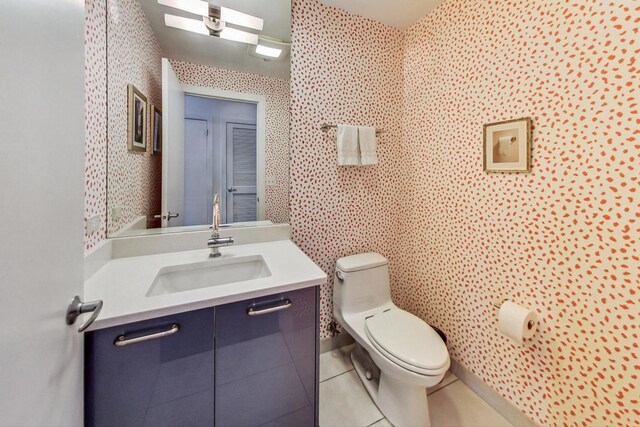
xmin=334 ymin=253 xmax=450 ymax=427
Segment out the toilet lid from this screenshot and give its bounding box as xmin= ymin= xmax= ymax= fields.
xmin=365 ymin=309 xmax=449 ymax=372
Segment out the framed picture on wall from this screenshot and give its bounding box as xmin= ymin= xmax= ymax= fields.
xmin=151 ymin=104 xmax=162 ymax=155
xmin=483 ymin=117 xmax=532 ymax=172
xmin=127 ymin=84 xmax=147 ymax=152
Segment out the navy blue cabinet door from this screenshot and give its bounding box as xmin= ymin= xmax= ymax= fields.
xmin=214 ymin=286 xmax=319 ymax=427
xmin=85 ymin=308 xmax=215 ymax=427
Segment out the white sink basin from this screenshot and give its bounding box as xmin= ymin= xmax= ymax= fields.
xmin=146 ymin=255 xmax=271 ymax=297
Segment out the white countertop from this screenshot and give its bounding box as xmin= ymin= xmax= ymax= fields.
xmin=84 ymin=240 xmax=326 ymax=331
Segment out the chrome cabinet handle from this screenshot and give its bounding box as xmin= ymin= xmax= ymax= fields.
xmin=247 ymin=299 xmax=292 ymax=316
xmin=66 ymin=295 xmax=103 ymax=333
xmin=114 ymin=324 xmax=180 ymax=347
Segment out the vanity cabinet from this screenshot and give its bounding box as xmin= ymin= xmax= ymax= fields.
xmin=215 ymin=287 xmax=318 ymax=427
xmin=85 ymin=308 xmax=216 ymax=426
xmin=85 ymin=286 xmax=318 ymax=427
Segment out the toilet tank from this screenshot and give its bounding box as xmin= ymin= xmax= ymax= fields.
xmin=334 ymin=253 xmax=392 ymax=317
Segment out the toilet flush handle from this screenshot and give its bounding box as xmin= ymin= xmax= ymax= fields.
xmin=336 ymin=270 xmax=344 ymax=281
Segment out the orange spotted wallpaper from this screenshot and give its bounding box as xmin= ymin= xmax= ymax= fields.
xmin=401 ymin=1 xmax=638 ymax=425
xmin=85 ymin=0 xmax=638 ymax=423
xmin=291 ymin=0 xmax=639 ymax=425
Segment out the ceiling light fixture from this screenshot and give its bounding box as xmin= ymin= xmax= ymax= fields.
xmin=248 ymin=36 xmax=290 ymax=62
xmin=158 ymin=0 xmax=264 ymax=45
xmin=218 ymin=6 xmax=263 ymax=31
xmin=164 ymin=14 xmax=209 ymax=35
xmin=218 ymin=25 xmax=259 ymax=45
xmin=158 ymin=0 xmax=208 ymax=16
xmin=255 ymin=44 xmax=282 ymax=58
xmin=164 ymin=13 xmax=260 ymax=45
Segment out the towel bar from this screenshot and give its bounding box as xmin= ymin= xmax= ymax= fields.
xmin=320 ymin=123 xmax=384 ymax=135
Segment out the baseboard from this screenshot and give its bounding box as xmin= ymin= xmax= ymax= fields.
xmin=449 ymin=359 xmax=539 ymax=427
xmin=320 ymin=332 xmax=355 ymax=353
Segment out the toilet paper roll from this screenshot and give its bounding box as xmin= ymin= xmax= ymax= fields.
xmin=498 ymin=301 xmax=537 ymax=345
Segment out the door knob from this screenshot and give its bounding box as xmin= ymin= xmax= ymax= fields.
xmin=153 ymin=212 xmax=180 ymax=220
xmin=66 ymin=295 xmax=103 ymax=333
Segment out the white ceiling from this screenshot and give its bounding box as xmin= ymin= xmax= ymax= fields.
xmin=319 ymin=0 xmax=443 ymax=30
xmin=138 ymin=0 xmax=291 ymax=79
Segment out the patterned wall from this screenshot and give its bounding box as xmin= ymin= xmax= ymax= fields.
xmin=290 ymin=0 xmax=406 ymax=339
xmin=84 ymin=0 xmax=291 ymax=251
xmin=169 ymin=60 xmax=291 ymax=225
xmin=106 ymin=0 xmax=163 ymax=237
xmin=84 ymin=0 xmax=108 ymax=251
xmin=85 ymin=0 xmax=638 ymax=422
xmin=291 ymin=0 xmax=638 ymax=425
xmin=84 ymin=0 xmax=162 ymax=250
xmin=401 ymin=1 xmax=639 ymax=425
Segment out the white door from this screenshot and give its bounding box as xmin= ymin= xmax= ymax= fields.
xmin=183 ymin=119 xmax=210 ymax=226
xmin=161 ymin=58 xmax=185 ymax=227
xmin=0 ymin=1 xmax=85 ymax=425
xmin=226 ymin=122 xmax=258 ymax=222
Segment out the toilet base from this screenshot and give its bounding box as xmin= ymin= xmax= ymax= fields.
xmin=351 ymin=347 xmax=431 ymax=427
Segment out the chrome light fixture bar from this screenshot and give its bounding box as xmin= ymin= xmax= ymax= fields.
xmin=164 ymin=14 xmax=259 ymax=44
xmin=158 ymin=0 xmax=263 ymax=31
xmin=164 ymin=14 xmax=209 ymax=35
xmin=219 ymin=6 xmax=263 ymax=31
xmin=158 ymin=0 xmax=208 ymax=16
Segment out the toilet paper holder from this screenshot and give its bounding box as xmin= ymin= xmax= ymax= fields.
xmin=492 ymin=298 xmax=507 ymax=309
xmin=492 ymin=298 xmax=535 ymax=330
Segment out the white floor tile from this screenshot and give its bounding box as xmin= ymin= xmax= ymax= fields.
xmin=427 ymin=371 xmax=458 ymax=395
xmin=368 ymin=418 xmax=392 ymax=426
xmin=319 ymin=370 xmax=383 ymax=427
xmin=319 ymin=344 xmax=355 ymax=382
xmin=428 ymin=381 xmax=512 ymax=427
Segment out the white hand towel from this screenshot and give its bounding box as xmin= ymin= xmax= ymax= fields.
xmin=358 ymin=126 xmax=378 ymax=165
xmin=337 ymin=124 xmax=360 ymax=166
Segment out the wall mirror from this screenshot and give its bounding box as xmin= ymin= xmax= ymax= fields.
xmin=105 ymin=0 xmax=291 ymax=237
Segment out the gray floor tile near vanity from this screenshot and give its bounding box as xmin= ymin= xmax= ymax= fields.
xmin=319 ymin=345 xmax=513 ymax=427
xmin=319 ymin=343 xmax=355 ymax=382
xmin=319 ymin=370 xmax=383 ymax=427
xmin=427 ymin=370 xmax=458 ymax=395
xmin=428 ymin=380 xmax=512 ymax=427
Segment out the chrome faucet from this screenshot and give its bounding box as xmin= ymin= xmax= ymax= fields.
xmin=207 ymin=193 xmax=234 ymax=257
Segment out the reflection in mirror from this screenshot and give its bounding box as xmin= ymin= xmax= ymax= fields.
xmin=103 ymin=0 xmax=291 ymax=238
xmin=183 ymin=95 xmax=259 ymax=226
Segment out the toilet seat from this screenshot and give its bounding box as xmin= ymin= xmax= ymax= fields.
xmin=365 ymin=308 xmax=449 ymax=376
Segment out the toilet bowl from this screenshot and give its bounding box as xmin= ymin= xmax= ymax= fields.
xmin=333 ymin=253 xmax=450 ymax=427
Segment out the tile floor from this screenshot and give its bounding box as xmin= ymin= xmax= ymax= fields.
xmin=319 ymin=345 xmax=512 ymax=427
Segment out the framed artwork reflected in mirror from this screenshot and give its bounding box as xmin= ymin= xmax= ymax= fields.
xmin=127 ymin=84 xmax=147 ymax=152
xmin=151 ymin=104 xmax=162 ymax=155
